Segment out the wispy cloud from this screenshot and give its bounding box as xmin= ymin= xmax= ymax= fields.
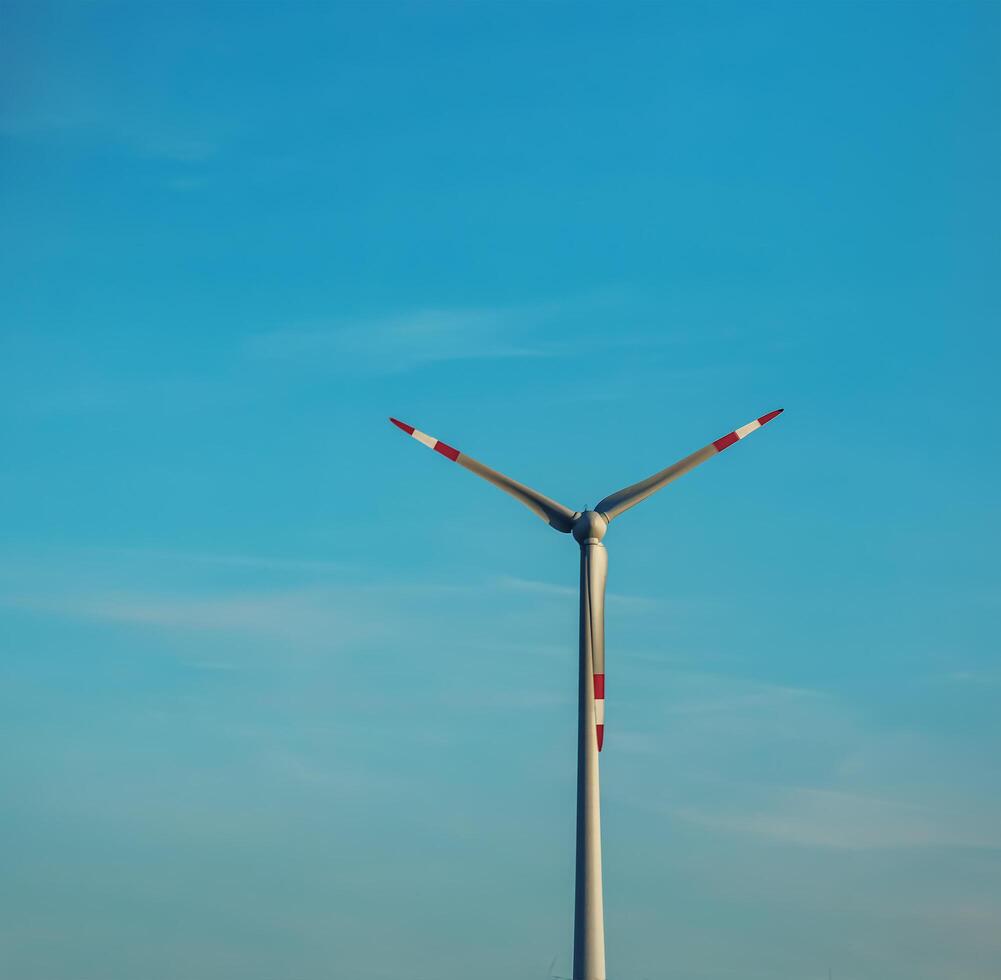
xmin=1 ymin=97 xmax=222 ymax=164
xmin=244 ymin=288 xmax=693 ymax=378
xmin=5 ymin=586 xmax=382 ymax=647
xmin=187 ymin=660 xmax=241 ymax=672
xmin=937 ymin=669 xmax=1001 ymax=687
xmin=247 ymin=305 xmax=562 ymax=374
xmin=660 ymin=681 xmax=820 ymax=716
xmin=99 ymin=546 xmax=346 ymax=576
xmin=0 ymin=554 xmax=572 ymax=651
xmin=0 ymin=62 xmax=224 ymax=162
xmin=607 ymin=673 xmax=827 ymax=758
xmin=164 ymin=175 xmax=210 ymax=192
xmin=676 ymin=787 xmax=1001 ymax=851
xmin=439 ymin=687 xmax=572 ymax=712
xmin=496 ymin=575 xmax=577 ymax=600
xmin=610 ymin=666 xmax=1001 ymax=854
xmin=496 ymin=574 xmax=663 ymax=610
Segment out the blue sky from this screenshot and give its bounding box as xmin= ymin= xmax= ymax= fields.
xmin=1 ymin=2 xmax=999 ymax=978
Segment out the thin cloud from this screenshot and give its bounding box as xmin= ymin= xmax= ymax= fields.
xmin=496 ymin=575 xmax=577 ymax=600
xmin=0 ymin=62 xmax=224 ymax=162
xmin=0 ymin=564 xmax=571 ymax=650
xmin=100 ymin=546 xmax=346 ymax=576
xmin=660 ymin=682 xmax=821 ymax=716
xmin=248 ymin=305 xmax=561 ymax=374
xmin=438 ymin=687 xmax=572 ymax=712
xmin=939 ymin=669 xmax=1001 ymax=687
xmin=6 ymin=586 xmax=383 ymax=647
xmin=165 ymin=175 xmax=209 ymax=192
xmin=496 ymin=574 xmax=663 ymax=610
xmin=619 ymin=670 xmax=1001 ymax=858
xmin=675 ymin=787 xmax=1001 ymax=851
xmin=1 ymin=94 xmax=222 ymax=163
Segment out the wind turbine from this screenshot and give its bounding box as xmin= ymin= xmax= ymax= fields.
xmin=390 ymin=408 xmax=783 ymax=980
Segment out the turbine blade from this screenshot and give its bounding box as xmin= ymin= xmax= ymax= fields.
xmin=582 ymin=543 xmax=607 ymax=751
xmin=595 ymin=409 xmax=783 ymax=523
xmin=389 ymin=417 xmax=577 ymax=533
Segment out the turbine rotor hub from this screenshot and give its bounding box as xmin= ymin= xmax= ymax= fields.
xmin=572 ymin=509 xmax=608 ymax=544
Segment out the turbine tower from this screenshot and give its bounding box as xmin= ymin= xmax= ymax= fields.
xmin=390 ymin=408 xmax=783 ymax=980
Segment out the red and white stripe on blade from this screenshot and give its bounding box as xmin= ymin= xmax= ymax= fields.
xmin=390 ymin=417 xmax=461 ymax=461
xmin=595 ymin=408 xmax=784 ymax=523
xmin=711 ymin=408 xmax=784 ymax=453
xmin=389 ymin=417 xmax=578 ymax=533
xmin=583 ymin=541 xmax=608 ymax=752
xmin=594 ymin=672 xmax=605 ymax=751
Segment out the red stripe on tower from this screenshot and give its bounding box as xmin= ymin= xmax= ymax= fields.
xmin=434 ymin=441 xmax=460 ymax=461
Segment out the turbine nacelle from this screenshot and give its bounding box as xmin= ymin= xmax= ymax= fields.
xmin=572 ymin=509 xmax=608 ymax=545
